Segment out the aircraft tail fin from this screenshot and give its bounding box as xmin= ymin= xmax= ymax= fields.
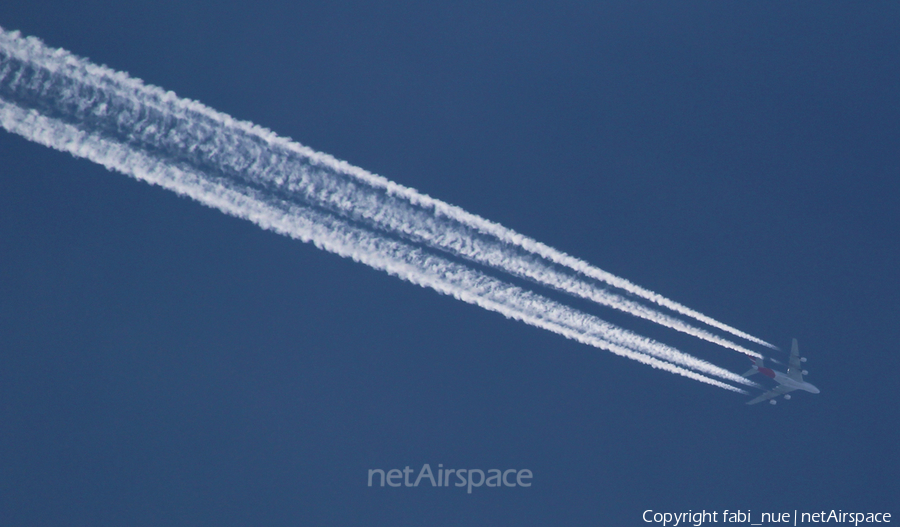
xmin=742 ymin=356 xmax=764 ymax=377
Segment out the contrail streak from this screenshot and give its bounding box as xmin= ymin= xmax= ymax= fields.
xmin=0 ymin=28 xmax=775 ymax=355
xmin=0 ymin=98 xmax=753 ymax=392
xmin=0 ymin=27 xmax=758 ymax=390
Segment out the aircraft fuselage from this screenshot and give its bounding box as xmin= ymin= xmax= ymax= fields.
xmin=757 ymin=366 xmax=820 ymax=394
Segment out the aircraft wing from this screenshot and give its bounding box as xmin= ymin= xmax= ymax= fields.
xmin=786 ymin=338 xmax=804 ymax=382
xmin=746 ymin=384 xmax=797 ymax=405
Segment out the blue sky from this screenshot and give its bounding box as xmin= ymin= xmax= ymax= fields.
xmin=1 ymin=2 xmax=898 ymax=525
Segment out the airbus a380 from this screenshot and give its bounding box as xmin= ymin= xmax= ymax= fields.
xmin=743 ymin=338 xmax=819 ymax=405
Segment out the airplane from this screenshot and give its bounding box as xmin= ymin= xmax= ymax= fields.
xmin=743 ymin=338 xmax=819 ymax=405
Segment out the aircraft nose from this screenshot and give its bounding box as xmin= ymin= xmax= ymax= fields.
xmin=809 ymin=385 xmax=820 ymax=394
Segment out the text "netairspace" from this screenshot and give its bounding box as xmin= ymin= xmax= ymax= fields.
xmin=368 ymin=464 xmax=532 ymax=494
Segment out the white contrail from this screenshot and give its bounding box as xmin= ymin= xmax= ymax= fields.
xmin=0 ymin=101 xmax=752 ymax=393
xmin=0 ymin=28 xmax=760 ymax=390
xmin=0 ymin=27 xmax=774 ymax=354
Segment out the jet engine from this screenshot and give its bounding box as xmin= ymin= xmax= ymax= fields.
xmin=784 ymin=394 xmax=791 ymax=400
xmin=802 ymin=370 xmax=809 ymax=376
xmin=800 ymin=357 xmax=807 ymax=362
xmin=769 ymin=400 xmax=777 ymax=405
